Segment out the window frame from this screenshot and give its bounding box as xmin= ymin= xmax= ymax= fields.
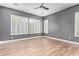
xmin=10 ymin=15 xmax=28 ymax=35
xmin=10 ymin=15 xmax=42 ymax=35
xmin=44 ymin=19 xmax=48 ymax=34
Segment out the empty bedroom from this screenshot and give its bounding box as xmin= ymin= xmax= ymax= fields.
xmin=0 ymin=3 xmax=79 ymax=56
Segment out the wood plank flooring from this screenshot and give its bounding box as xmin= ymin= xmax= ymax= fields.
xmin=0 ymin=37 xmax=79 ymax=56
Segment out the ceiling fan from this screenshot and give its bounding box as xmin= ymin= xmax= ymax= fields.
xmin=34 ymin=3 xmax=49 ymax=10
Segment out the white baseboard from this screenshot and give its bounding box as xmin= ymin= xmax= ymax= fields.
xmin=0 ymin=36 xmax=79 ymax=45
xmin=0 ymin=36 xmax=42 ymax=44
xmin=44 ymin=36 xmax=79 ymax=45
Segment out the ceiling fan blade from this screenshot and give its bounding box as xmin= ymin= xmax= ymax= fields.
xmin=34 ymin=3 xmax=49 ymax=10
xmin=34 ymin=7 xmax=39 ymax=9
xmin=34 ymin=6 xmax=42 ymax=9
xmin=43 ymin=6 xmax=49 ymax=10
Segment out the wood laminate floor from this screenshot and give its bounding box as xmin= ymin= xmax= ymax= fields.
xmin=0 ymin=37 xmax=79 ymax=56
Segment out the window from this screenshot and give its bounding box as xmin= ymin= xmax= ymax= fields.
xmin=75 ymin=12 xmax=79 ymax=37
xmin=11 ymin=15 xmax=28 ymax=35
xmin=29 ymin=18 xmax=41 ymax=34
xmin=44 ymin=20 xmax=48 ymax=33
xmin=11 ymin=15 xmax=42 ymax=35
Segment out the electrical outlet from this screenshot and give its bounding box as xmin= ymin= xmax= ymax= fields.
xmin=69 ymin=37 xmax=71 ymax=40
xmin=11 ymin=37 xmax=14 ymax=39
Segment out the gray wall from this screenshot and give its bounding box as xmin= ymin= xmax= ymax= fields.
xmin=0 ymin=6 xmax=43 ymax=41
xmin=1 ymin=4 xmax=79 ymax=43
xmin=44 ymin=5 xmax=79 ymax=43
xmin=0 ymin=8 xmax=3 ymax=40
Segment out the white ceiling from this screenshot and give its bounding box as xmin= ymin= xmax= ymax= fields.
xmin=0 ymin=3 xmax=78 ymax=17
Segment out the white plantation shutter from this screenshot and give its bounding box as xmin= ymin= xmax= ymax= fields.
xmin=11 ymin=15 xmax=28 ymax=35
xmin=29 ymin=18 xmax=41 ymax=34
xmin=44 ymin=20 xmax=48 ymax=33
